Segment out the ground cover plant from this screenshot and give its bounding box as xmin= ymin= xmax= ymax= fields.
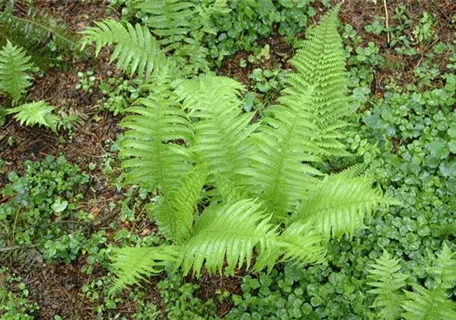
xmin=1 ymin=0 xmax=456 ymax=319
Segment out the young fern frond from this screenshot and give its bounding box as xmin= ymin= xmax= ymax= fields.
xmin=242 ymin=91 xmax=322 ymax=220
xmin=175 ymin=76 xmax=256 ymax=182
xmin=6 ymin=101 xmax=58 ymax=132
xmin=179 ymin=199 xmax=276 ymax=277
xmin=149 ymin=165 xmax=207 ymax=244
xmin=110 ymin=246 xmax=179 ymax=293
xmin=0 ymin=41 xmax=34 ymax=102
xmin=367 ymin=251 xmax=408 ymax=320
xmin=119 ymin=92 xmax=193 ymax=191
xmin=282 ymin=5 xmax=350 ymax=157
xmin=295 ymin=172 xmax=390 ymax=239
xmin=80 ymin=20 xmax=165 ymax=78
xmin=402 ymin=284 xmax=456 ymax=320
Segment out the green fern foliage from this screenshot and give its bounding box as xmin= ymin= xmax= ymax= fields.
xmin=0 ymin=3 xmax=79 ymax=67
xmin=80 ymin=20 xmax=165 ymax=78
xmin=242 ymin=90 xmax=322 ymax=220
xmin=367 ymin=251 xmax=408 ymax=320
xmin=175 ymin=76 xmax=256 ymax=181
xmin=94 ymin=6 xmax=394 ymax=292
xmin=402 ymin=284 xmax=456 ymax=320
xmin=150 ymin=165 xmax=207 ymax=244
xmin=282 ymin=5 xmax=350 ymax=157
xmin=110 ymin=246 xmax=178 ymax=293
xmin=0 ymin=41 xmax=34 ymax=102
xmin=120 ymin=93 xmax=193 ymax=190
xmin=6 ymin=100 xmax=58 ymax=132
xmin=133 ymin=0 xmax=195 ymax=51
xmin=431 ymin=242 xmax=456 ymax=289
xmin=179 ymin=199 xmax=275 ymax=277
xmin=296 ymin=172 xmax=390 ymax=239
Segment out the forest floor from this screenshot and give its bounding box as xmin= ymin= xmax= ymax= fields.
xmin=2 ymin=0 xmax=456 ymax=319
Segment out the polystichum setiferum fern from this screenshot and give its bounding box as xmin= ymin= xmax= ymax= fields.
xmin=368 ymin=244 xmax=456 ymax=320
xmin=81 ymin=4 xmax=393 ymax=293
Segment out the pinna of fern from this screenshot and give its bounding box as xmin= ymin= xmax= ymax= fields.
xmin=79 ymin=5 xmax=394 ymax=293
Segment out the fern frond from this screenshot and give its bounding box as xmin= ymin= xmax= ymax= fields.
xmin=241 ymin=91 xmax=322 ymax=220
xmin=402 ymin=284 xmax=456 ymax=320
xmin=179 ymin=199 xmax=276 ymax=277
xmin=6 ymin=101 xmax=58 ymax=132
xmin=150 ymin=165 xmax=207 ymax=244
xmin=281 ymin=5 xmax=350 ymax=157
xmin=110 ymin=246 xmax=178 ymax=293
xmin=0 ymin=4 xmax=79 ymax=67
xmin=133 ymin=0 xmax=195 ymax=51
xmin=255 ymin=221 xmax=327 ymax=273
xmin=295 ymin=172 xmax=390 ymax=239
xmin=367 ymin=251 xmax=408 ymax=320
xmin=174 ymin=76 xmax=256 ymax=181
xmin=431 ymin=242 xmax=456 ymax=290
xmin=120 ymin=92 xmax=194 ymax=190
xmin=0 ymin=41 xmax=34 ymax=102
xmin=80 ymin=20 xmax=165 ymax=78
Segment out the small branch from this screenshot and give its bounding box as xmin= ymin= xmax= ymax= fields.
xmin=383 ymin=0 xmax=390 ymax=43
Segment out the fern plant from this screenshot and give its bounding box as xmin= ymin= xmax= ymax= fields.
xmin=82 ymin=5 xmax=393 ymax=292
xmin=0 ymin=41 xmax=59 ymax=130
xmin=368 ymin=244 xmax=456 ymax=320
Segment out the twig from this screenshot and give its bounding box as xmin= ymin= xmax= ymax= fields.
xmin=383 ymin=0 xmax=390 ymax=43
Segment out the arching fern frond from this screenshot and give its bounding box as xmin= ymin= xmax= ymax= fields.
xmin=80 ymin=20 xmax=165 ymax=78
xmin=0 ymin=41 xmax=34 ymax=102
xmin=149 ymin=165 xmax=207 ymax=244
xmin=367 ymin=251 xmax=408 ymax=320
xmin=241 ymin=91 xmax=322 ymax=220
xmin=179 ymin=199 xmax=276 ymax=277
xmin=281 ymin=4 xmax=350 ymax=157
xmin=6 ymin=101 xmax=58 ymax=132
xmin=295 ymin=172 xmax=390 ymax=239
xmin=174 ymin=76 xmax=256 ymax=182
xmin=120 ymin=92 xmax=193 ymax=191
xmin=110 ymin=246 xmax=179 ymax=293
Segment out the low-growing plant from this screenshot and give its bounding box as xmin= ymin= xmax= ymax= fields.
xmin=0 ymin=156 xmax=91 ymax=263
xmin=81 ymin=5 xmax=393 ymax=294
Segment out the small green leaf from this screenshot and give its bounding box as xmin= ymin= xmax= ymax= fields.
xmin=428 ymin=140 xmax=449 ymax=159
xmin=52 ymin=199 xmax=68 ymax=213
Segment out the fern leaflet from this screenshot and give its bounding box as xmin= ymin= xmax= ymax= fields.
xmin=6 ymin=100 xmax=58 ymax=132
xmin=0 ymin=41 xmax=34 ymax=102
